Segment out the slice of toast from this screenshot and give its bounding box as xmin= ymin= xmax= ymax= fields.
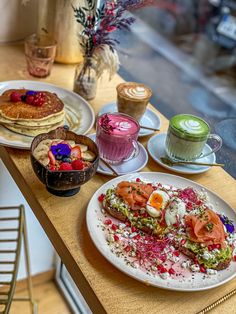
xmin=102 ymin=188 xmax=233 ymax=271
xmin=178 ymin=245 xmax=232 ymax=271
xmin=176 ymin=238 xmax=232 ymax=271
xmin=103 ymin=189 xmax=165 ymax=236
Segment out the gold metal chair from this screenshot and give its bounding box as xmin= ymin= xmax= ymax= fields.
xmin=0 ymin=205 xmax=37 ymax=314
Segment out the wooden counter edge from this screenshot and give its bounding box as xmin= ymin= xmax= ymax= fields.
xmin=0 ymin=145 xmax=107 ymax=314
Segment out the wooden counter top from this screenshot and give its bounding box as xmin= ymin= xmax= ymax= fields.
xmin=0 ymin=42 xmax=236 ymax=314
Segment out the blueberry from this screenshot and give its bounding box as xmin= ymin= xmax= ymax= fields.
xmin=26 ymin=90 xmax=37 ymax=96
xmin=21 ymin=95 xmax=27 ymax=101
xmin=63 ymin=125 xmax=69 ymax=130
xmin=62 ymin=157 xmax=71 ymax=163
xmin=55 ymin=154 xmax=63 ymax=160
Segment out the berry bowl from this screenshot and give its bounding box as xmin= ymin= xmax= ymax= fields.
xmin=30 ymin=127 xmax=99 ymax=196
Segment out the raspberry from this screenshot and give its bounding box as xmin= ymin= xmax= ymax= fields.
xmin=10 ymin=92 xmax=21 ymax=102
xmin=104 ymin=219 xmax=112 ymax=225
xmin=71 ymin=159 xmax=84 ymax=170
xmin=37 ymin=92 xmax=46 ymax=97
xmin=59 ymin=162 xmax=73 ymax=171
xmin=131 ymin=226 xmax=137 ymax=232
xmin=32 ymin=97 xmax=44 ymax=106
xmin=32 ymin=93 xmax=45 ymax=106
xmin=25 ymin=95 xmax=35 ymax=104
xmin=136 ymin=178 xmax=141 ymax=182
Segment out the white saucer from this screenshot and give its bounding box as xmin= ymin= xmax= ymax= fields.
xmin=89 ymin=134 xmax=148 ymax=176
xmin=98 ymin=102 xmax=161 ymax=137
xmin=147 ymin=133 xmax=216 ymax=174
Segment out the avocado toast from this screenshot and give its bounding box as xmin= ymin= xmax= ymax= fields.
xmin=101 ymin=179 xmax=235 ymax=273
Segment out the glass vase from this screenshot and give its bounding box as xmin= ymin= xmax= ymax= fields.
xmin=73 ymin=57 xmax=98 ymax=101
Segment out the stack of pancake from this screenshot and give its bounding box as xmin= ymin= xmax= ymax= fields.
xmin=0 ymin=89 xmax=65 ymax=136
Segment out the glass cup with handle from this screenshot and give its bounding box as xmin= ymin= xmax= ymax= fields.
xmin=116 ymin=82 xmax=152 ymax=122
xmin=165 ymin=114 xmax=222 ymax=161
xmin=96 ymin=112 xmax=140 ymax=165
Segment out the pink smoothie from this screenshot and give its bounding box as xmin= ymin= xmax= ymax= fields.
xmin=96 ymin=113 xmax=140 ymax=164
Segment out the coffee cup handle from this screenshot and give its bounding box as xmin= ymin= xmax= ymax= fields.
xmin=198 ymin=134 xmax=222 ymax=159
xmin=123 ymin=140 xmax=140 ymax=162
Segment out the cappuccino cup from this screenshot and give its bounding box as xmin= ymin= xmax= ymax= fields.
xmin=116 ymin=82 xmax=152 ymax=121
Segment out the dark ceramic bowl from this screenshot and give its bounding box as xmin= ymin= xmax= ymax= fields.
xmin=30 ymin=127 xmax=99 ymax=197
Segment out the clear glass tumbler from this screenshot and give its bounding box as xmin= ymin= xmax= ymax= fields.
xmin=24 ymin=34 xmax=57 ymax=78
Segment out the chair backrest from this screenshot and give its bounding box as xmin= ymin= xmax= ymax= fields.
xmin=0 ymin=205 xmax=24 ymax=314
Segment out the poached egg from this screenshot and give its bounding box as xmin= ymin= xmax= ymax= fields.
xmin=146 ymin=190 xmax=170 ymax=217
xmin=165 ymin=198 xmax=186 ymax=226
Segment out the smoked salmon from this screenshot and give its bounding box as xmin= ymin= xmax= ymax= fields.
xmin=115 ymin=181 xmax=154 ymax=209
xmin=185 ymin=209 xmax=226 ymax=245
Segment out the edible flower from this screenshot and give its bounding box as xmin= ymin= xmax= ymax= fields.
xmin=219 ymin=215 xmax=235 ymax=234
xmin=100 ymin=114 xmax=115 ymax=134
xmin=50 ymin=143 xmax=71 ymax=157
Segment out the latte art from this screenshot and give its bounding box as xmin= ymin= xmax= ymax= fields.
xmin=123 ymin=86 xmax=149 ymax=99
xmin=116 ymin=82 xmax=152 ymax=121
xmin=118 ymin=84 xmax=152 ymax=100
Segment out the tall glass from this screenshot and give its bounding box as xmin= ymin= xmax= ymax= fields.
xmin=96 ymin=113 xmax=140 ymax=165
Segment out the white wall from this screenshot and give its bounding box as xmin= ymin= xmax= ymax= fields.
xmin=0 ymin=0 xmax=38 ymax=43
xmin=0 ymin=159 xmax=55 ymax=280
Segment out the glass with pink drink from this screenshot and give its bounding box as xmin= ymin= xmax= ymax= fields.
xmin=96 ymin=113 xmax=140 ymax=165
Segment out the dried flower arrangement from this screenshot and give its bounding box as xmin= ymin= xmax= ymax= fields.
xmin=73 ymin=0 xmax=160 ymax=100
xmin=73 ymin=0 xmax=143 ymax=79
